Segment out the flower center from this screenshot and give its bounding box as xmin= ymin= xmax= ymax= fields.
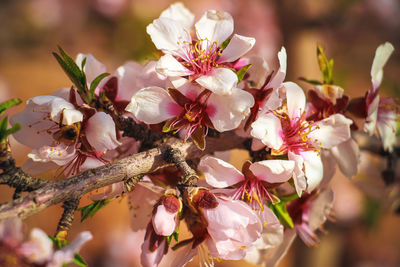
xmin=180 ymin=39 xmax=222 ymax=76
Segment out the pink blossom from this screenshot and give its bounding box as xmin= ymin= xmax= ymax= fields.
xmin=251 ymin=83 xmax=352 ymax=195
xmin=147 ymin=3 xmax=255 ymax=95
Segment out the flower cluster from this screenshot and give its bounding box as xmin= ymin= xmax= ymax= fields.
xmin=8 ymin=2 xmax=398 ymax=267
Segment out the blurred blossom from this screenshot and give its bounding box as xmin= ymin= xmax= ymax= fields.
xmin=366 ymin=0 xmax=400 ymax=27
xmin=94 ymin=0 xmax=129 ymax=18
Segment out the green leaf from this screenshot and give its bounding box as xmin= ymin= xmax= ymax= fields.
xmin=279 ymin=193 xmax=300 ymax=203
xmin=220 ymin=38 xmax=231 ymax=50
xmin=48 ymin=233 xmax=69 ymax=250
xmin=2 ymin=123 xmax=21 ymax=141
xmin=298 ymin=77 xmax=323 ymax=86
xmin=73 ymin=253 xmax=88 ymax=267
xmin=236 ymin=64 xmax=252 ymax=83
xmin=53 ymin=53 xmax=85 ymax=92
xmin=81 ymin=57 xmax=87 ymax=71
xmin=78 ymin=198 xmax=114 ymax=222
xmin=0 ymin=117 xmax=8 ymax=132
xmin=316 ymin=45 xmax=334 ymax=84
xmin=0 ymin=98 xmax=21 ymax=116
xmin=269 ymin=202 xmax=294 ymax=228
xmin=90 ymin=73 xmax=110 ymax=98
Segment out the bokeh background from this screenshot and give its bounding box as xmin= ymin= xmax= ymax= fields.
xmin=0 ymin=0 xmax=399 ymax=266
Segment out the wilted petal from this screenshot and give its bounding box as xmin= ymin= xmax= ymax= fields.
xmin=308 ymin=114 xmax=352 ymax=149
xmin=207 ymin=88 xmax=254 ymax=131
xmin=147 ymin=18 xmax=191 ymax=55
xmin=160 ymin=2 xmax=194 ymax=30
xmin=199 ymin=156 xmax=244 ymax=188
xmin=250 ymin=113 xmax=283 ymax=150
xmin=126 ymin=87 xmax=181 ymax=124
xmin=156 ymin=54 xmax=193 ymax=77
xmin=370 ymin=42 xmax=394 ymax=90
xmin=76 ymin=53 xmax=107 ymax=85
xmin=331 ymin=138 xmax=360 ymax=178
xmin=285 ymin=82 xmax=306 ymax=120
xmin=195 ymin=10 xmax=233 ymax=43
xmin=85 ymin=112 xmax=121 ymax=152
xmin=249 ymin=160 xmax=295 ymax=184
xmin=195 ymin=68 xmax=238 ymax=96
xmin=218 ymin=34 xmax=255 ymax=63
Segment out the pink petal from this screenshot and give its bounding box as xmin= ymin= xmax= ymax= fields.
xmin=288 ymin=151 xmax=307 ymax=196
xmin=249 ymin=160 xmax=295 ymax=184
xmin=331 ymin=138 xmax=360 ymax=178
xmin=126 ymin=86 xmax=181 ymax=124
xmin=218 ymin=34 xmax=255 ymax=63
xmin=308 ymin=189 xmax=334 ymax=231
xmin=141 ymin=237 xmax=167 ymax=267
xmin=198 ymin=156 xmax=244 ymax=188
xmin=195 ymin=68 xmax=238 ymax=96
xmin=76 ymin=53 xmax=107 ymax=85
xmin=284 ymin=82 xmax=306 ymax=120
xmin=20 ymin=228 xmax=53 ymax=264
xmin=152 ymin=205 xmax=177 ymax=236
xmin=85 ymin=112 xmax=121 ymax=152
xmin=250 ymin=113 xmax=283 ymax=150
xmin=207 ymin=88 xmax=254 ymax=132
xmin=195 ymin=10 xmax=233 ymax=43
xmin=246 ymin=56 xmax=270 ymax=88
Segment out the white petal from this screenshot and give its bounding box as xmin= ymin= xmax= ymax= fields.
xmin=156 ymin=54 xmax=193 ymax=77
xmin=85 ymin=112 xmax=121 ymax=152
xmin=331 ymin=138 xmax=360 ymax=178
xmin=152 ymin=205 xmax=177 ymax=236
xmin=364 ymin=94 xmax=380 ymax=135
xmin=377 ymin=111 xmax=397 ymax=152
xmin=308 ymin=114 xmax=352 ymax=149
xmin=263 ymin=229 xmax=297 ymax=267
xmin=288 ymin=151 xmax=307 ymax=196
xmin=21 ymin=228 xmax=53 ymax=264
xmin=160 ymin=2 xmax=194 ymax=30
xmin=28 ymin=144 xmax=76 ymax=166
xmin=268 ymin=47 xmax=287 ymax=89
xmin=62 ymin=109 xmax=83 ymax=125
xmin=125 ymin=87 xmax=180 ymax=124
xmin=300 ymin=151 xmax=323 ymax=193
xmin=146 ymin=17 xmax=191 ymax=54
xmin=249 ymin=160 xmax=295 ymax=184
xmin=207 ymin=88 xmax=254 ymax=132
xmin=80 ymin=157 xmax=105 ymax=172
xmin=284 ymin=82 xmax=306 ymax=120
xmin=198 ymin=156 xmax=244 ymax=188
xmin=250 ymin=113 xmax=283 ymax=150
xmin=218 ymin=34 xmax=255 ymax=63
xmin=319 ymin=149 xmax=337 ymax=188
xmin=21 ymin=160 xmax=59 ymax=176
xmin=308 ymin=189 xmax=334 ymax=231
xmin=76 ymin=53 xmax=107 ymax=85
xmin=246 ymin=56 xmax=270 ymax=88
xmin=371 ymin=42 xmax=394 ymax=90
xmin=195 ymin=10 xmax=234 ymax=43
xmin=195 ymin=68 xmax=238 ymax=95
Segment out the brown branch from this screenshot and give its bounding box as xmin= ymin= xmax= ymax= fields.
xmin=0 ymin=132 xmax=246 ymax=220
xmin=164 ymin=147 xmax=199 ymax=186
xmin=56 ymin=198 xmax=80 ymax=234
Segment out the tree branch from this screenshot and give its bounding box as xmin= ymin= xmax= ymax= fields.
xmin=0 ymin=132 xmax=246 ymax=220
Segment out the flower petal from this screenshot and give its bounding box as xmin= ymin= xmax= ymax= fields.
xmin=207 ymin=88 xmax=254 ymax=131
xmin=85 ymin=112 xmax=121 ymax=152
xmin=331 ymin=138 xmax=360 ymax=178
xmin=199 ymin=156 xmax=244 ymax=188
xmin=152 ymin=205 xmax=177 ymax=236
xmin=268 ymin=47 xmax=287 ymax=89
xmin=308 ymin=189 xmax=334 ymax=231
xmin=156 ymin=54 xmax=193 ymax=77
xmin=250 ymin=113 xmax=283 ymax=150
xmin=125 ymin=86 xmax=181 ymax=124
xmin=160 ymin=2 xmax=194 ymax=31
xmin=76 ymin=53 xmax=107 ymax=85
xmin=195 ymin=68 xmax=238 ymax=95
xmin=28 ymin=144 xmax=76 ymax=166
xmin=246 ymin=56 xmax=270 ymax=88
xmin=300 ymin=151 xmax=323 ymax=193
xmin=284 ymin=82 xmax=306 ymax=120
xmin=62 ymin=109 xmax=83 ymax=125
xmin=218 ymin=34 xmax=255 ymax=63
xmin=308 ymin=114 xmax=352 ymax=149
xmin=288 ymin=151 xmax=307 ymax=196
xmin=370 ymin=42 xmax=394 ymax=91
xmin=249 ymin=160 xmax=295 ymax=184
xmin=20 ymin=228 xmax=53 ymax=264
xmin=195 ymin=10 xmax=233 ymax=43
xmin=146 ymin=17 xmax=191 ymax=56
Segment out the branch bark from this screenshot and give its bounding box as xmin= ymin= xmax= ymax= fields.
xmin=0 ymin=132 xmax=246 ymax=220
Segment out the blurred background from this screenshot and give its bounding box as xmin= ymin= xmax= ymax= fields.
xmin=0 ymin=0 xmax=399 ymax=266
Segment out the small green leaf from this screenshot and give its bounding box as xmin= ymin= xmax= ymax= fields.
xmin=166 ymin=235 xmax=172 ymax=245
xmin=279 ymin=193 xmax=300 ymax=203
xmin=298 ymin=77 xmax=323 ymax=86
xmin=0 ymin=98 xmax=21 ymax=116
xmin=90 ymin=73 xmax=110 ymax=98
xmin=73 ymin=253 xmax=88 ymax=267
xmin=53 ymin=53 xmax=85 ymax=93
xmin=0 ymin=117 xmax=8 ymax=132
xmin=81 ymin=57 xmax=87 ymax=71
xmin=269 ymin=202 xmax=294 ymax=228
xmin=78 ymin=198 xmax=114 ymax=222
xmin=236 ymin=64 xmax=252 ymax=83
xmin=220 ymin=39 xmax=231 ymax=50
xmin=316 ymin=45 xmax=334 ymax=84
